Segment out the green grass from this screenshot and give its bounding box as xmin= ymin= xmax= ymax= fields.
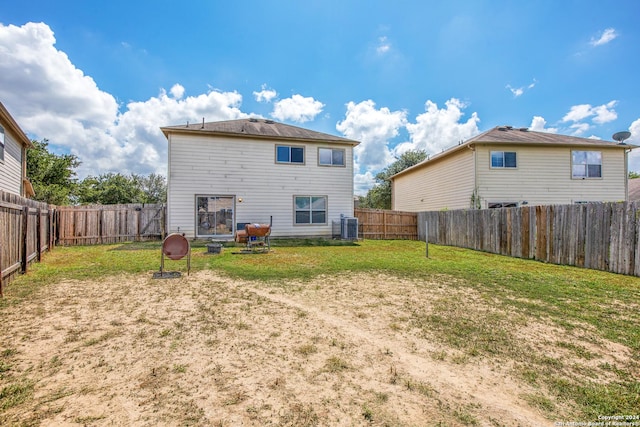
xmin=2 ymin=238 xmax=640 ymax=418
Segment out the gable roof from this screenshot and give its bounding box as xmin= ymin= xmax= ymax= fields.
xmin=0 ymin=101 xmax=33 ymax=148
xmin=161 ymin=118 xmax=360 ymax=146
xmin=392 ymin=125 xmax=636 ymax=180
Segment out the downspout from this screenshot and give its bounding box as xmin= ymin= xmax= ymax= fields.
xmin=625 ymin=148 xmax=631 ymax=201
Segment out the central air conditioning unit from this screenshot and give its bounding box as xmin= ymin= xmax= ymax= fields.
xmin=341 ymin=216 xmax=358 ymax=240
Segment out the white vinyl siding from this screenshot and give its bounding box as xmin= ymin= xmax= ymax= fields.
xmin=392 ymin=149 xmax=475 ymax=211
xmin=168 ymin=135 xmax=354 ymax=238
xmin=0 ymin=123 xmax=25 ymax=195
xmin=476 ymin=145 xmax=626 ymax=207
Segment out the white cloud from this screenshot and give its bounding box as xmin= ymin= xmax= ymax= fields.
xmin=562 ymin=101 xmax=617 ymax=127
xmin=109 ymin=88 xmax=245 ymax=176
xmin=337 ymin=98 xmax=480 ymax=195
xmin=0 ymin=22 xmax=246 ymax=178
xmin=354 ymin=171 xmax=376 ymax=196
xmin=336 ymin=100 xmax=406 ymax=176
xmin=628 ymin=118 xmax=640 ymax=173
xmin=376 ymin=36 xmax=391 ymax=54
xmin=562 ymin=104 xmax=593 ymax=122
xmin=592 ymin=101 xmax=618 ymax=124
xmin=506 ymin=79 xmax=537 ymax=98
xmin=590 ymin=28 xmax=618 ymax=47
xmin=404 ymin=98 xmax=480 ymax=155
xmin=271 ymin=94 xmax=324 ymax=123
xmin=569 ymin=122 xmax=591 ymax=135
xmin=0 ymin=22 xmax=118 ymax=131
xmin=529 ymin=116 xmax=558 ymax=133
xmin=506 ymin=85 xmax=524 ymax=97
xmin=170 ymin=84 xmax=185 ymax=99
xmin=253 ymin=84 xmax=277 ymax=103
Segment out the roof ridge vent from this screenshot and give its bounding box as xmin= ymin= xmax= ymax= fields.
xmin=519 ymin=127 xmax=528 ymax=132
xmin=498 ymin=126 xmax=508 ymax=131
xmin=249 ymin=118 xmax=259 ymax=122
xmin=505 ymin=125 xmax=513 ymax=130
xmin=265 ymin=119 xmax=275 ymax=124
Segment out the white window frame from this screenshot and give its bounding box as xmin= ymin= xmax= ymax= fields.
xmin=294 ymin=195 xmax=327 ymax=225
xmin=490 ymin=151 xmax=517 ymax=169
xmin=276 ymin=144 xmax=305 ymax=165
xmin=571 ymin=150 xmax=602 ymax=179
xmin=318 ymin=147 xmax=346 ymax=167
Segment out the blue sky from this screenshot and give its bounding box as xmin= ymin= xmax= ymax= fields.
xmin=1 ymin=0 xmax=639 ymax=194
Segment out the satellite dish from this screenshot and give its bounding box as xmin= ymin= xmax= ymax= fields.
xmin=612 ymin=131 xmax=631 ymax=144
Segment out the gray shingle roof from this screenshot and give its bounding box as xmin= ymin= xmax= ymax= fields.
xmin=468 ymin=126 xmax=636 ymax=147
xmin=161 ymin=118 xmax=359 ymax=145
xmin=392 ymin=125 xmax=636 ymax=179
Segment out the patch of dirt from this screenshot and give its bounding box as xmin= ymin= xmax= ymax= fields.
xmin=0 ymin=271 xmax=632 ymax=426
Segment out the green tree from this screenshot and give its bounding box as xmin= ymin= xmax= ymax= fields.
xmin=360 ymin=150 xmax=428 ymax=209
xmin=135 ymin=173 xmax=167 ymax=204
xmin=77 ymin=173 xmax=142 ymax=205
xmin=629 ymin=171 xmax=640 ymax=179
xmin=77 ymin=172 xmax=167 ymax=205
xmin=26 ymin=139 xmax=80 ymax=205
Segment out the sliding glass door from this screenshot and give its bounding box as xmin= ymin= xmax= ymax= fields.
xmin=196 ymin=195 xmax=234 ymax=237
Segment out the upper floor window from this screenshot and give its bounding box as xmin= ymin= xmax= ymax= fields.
xmin=276 ymin=145 xmax=304 ymax=164
xmin=572 ymin=151 xmax=601 ymax=178
xmin=0 ymin=125 xmax=4 ymax=162
xmin=318 ymin=148 xmax=345 ymax=166
xmin=490 ymin=151 xmax=517 ymax=168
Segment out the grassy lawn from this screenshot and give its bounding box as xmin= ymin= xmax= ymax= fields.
xmin=2 ymin=239 xmax=639 ymax=423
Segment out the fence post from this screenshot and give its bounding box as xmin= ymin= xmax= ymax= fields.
xmin=99 ymin=208 xmax=103 ymax=244
xmin=36 ymin=208 xmax=42 ymax=262
xmin=21 ymin=205 xmax=29 ymax=274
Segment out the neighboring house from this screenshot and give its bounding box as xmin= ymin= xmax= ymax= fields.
xmin=392 ymin=125 xmax=636 ymax=211
xmin=0 ymin=101 xmax=34 ymax=198
xmin=161 ymin=118 xmax=360 ymax=239
xmin=628 ymin=178 xmax=640 ymax=202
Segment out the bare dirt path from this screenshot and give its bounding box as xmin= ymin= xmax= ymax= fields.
xmin=247 ymin=283 xmax=549 ymax=426
xmin=1 ymin=270 xmax=576 ymax=426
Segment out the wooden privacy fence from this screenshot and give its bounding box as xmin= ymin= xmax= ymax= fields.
xmin=354 ymin=208 xmax=418 ymax=240
xmin=57 ymin=203 xmax=165 ymax=245
xmin=419 ymin=202 xmax=640 ymax=277
xmin=0 ymin=190 xmax=55 ymax=294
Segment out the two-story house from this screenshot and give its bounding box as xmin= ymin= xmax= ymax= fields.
xmin=161 ymin=118 xmax=360 ymax=239
xmin=0 ymin=101 xmax=34 ymax=198
xmin=391 ymin=126 xmax=635 ymax=211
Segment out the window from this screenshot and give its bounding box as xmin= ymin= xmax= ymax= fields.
xmin=490 ymin=151 xmax=517 ymax=168
xmin=0 ymin=125 xmax=4 ymax=162
xmin=276 ymin=145 xmax=304 ymax=164
xmin=196 ymin=195 xmax=234 ymax=237
xmin=294 ymin=196 xmax=327 ymax=225
xmin=318 ymin=148 xmax=345 ymax=166
xmin=572 ymin=151 xmax=602 ymax=178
